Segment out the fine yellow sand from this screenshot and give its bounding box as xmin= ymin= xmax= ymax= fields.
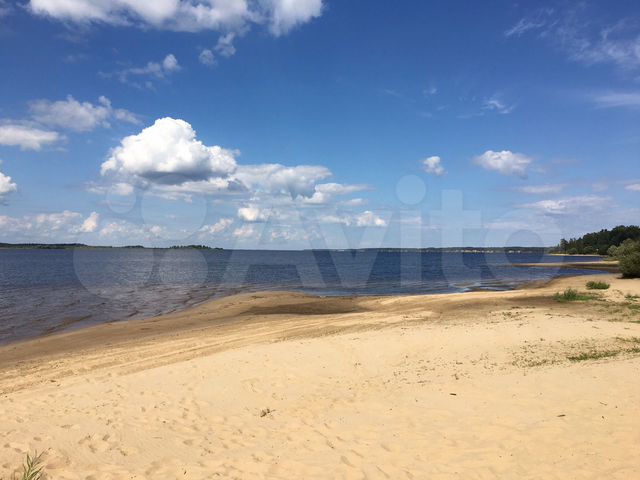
xmin=1 ymin=273 xmax=640 ymax=479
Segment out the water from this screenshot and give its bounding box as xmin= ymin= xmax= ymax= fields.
xmin=0 ymin=248 xmax=605 ymax=344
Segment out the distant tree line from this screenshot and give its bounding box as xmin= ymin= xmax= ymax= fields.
xmin=551 ymin=225 xmax=640 ymax=256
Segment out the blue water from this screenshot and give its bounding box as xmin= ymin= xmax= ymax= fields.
xmin=0 ymin=249 xmax=605 ymax=344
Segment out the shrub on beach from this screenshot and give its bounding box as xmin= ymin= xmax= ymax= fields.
xmin=554 ymin=288 xmax=594 ymax=302
xmin=586 ymin=281 xmax=610 ymax=290
xmin=614 ymin=239 xmax=640 ymax=278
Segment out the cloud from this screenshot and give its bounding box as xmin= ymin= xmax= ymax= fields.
xmin=199 ymin=48 xmax=215 ymax=67
xmin=238 ymin=204 xmax=268 ymax=222
xmin=0 ymin=210 xmax=102 ymax=241
xmin=216 ymin=32 xmax=236 ymax=57
xmin=28 ymin=0 xmax=324 ymax=38
xmin=522 ymin=195 xmax=611 ymax=215
xmin=29 ymin=95 xmax=139 ymax=132
xmin=320 ymin=211 xmax=387 ymax=228
xmin=233 ymin=223 xmax=256 ymax=238
xmin=355 ymin=211 xmax=387 ymax=227
xmin=626 ymin=183 xmax=640 ymax=192
xmin=301 ymin=182 xmax=368 ymax=205
xmin=263 ymin=0 xmax=323 ymax=36
xmin=0 ymin=123 xmax=62 ymax=150
xmin=483 ymin=96 xmax=515 ymax=114
xmin=474 ymin=150 xmax=532 ymax=177
xmin=101 ymin=117 xmax=237 ymax=185
xmin=506 ymin=7 xmax=640 ymax=72
xmin=516 ymin=184 xmax=566 ymax=195
xmin=199 ymin=33 xmax=237 ymax=68
xmin=234 ymin=163 xmax=331 ymax=198
xmin=0 ymin=0 xmax=12 ymax=17
xmin=421 ymin=156 xmax=445 ymax=176
xmin=79 ymin=211 xmax=100 ymax=233
xmin=200 ymin=217 xmax=234 ymax=235
xmin=109 ymin=54 xmax=181 ymax=88
xmin=0 ymin=166 xmax=17 ymax=202
xmin=588 ymin=91 xmax=640 ymax=109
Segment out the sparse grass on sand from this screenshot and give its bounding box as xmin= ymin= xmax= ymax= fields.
xmin=586 ymin=281 xmax=610 ymax=290
xmin=554 ymin=288 xmax=598 ymax=302
xmin=3 ymin=452 xmax=44 ymax=480
xmin=567 ymin=350 xmax=621 ymax=362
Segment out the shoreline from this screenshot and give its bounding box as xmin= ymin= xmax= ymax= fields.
xmin=0 ymin=271 xmax=618 ymax=375
xmin=0 ymin=259 xmax=616 ymax=349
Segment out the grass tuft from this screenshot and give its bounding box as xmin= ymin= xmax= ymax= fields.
xmin=567 ymin=350 xmax=620 ymax=362
xmin=586 ymin=281 xmax=610 ymax=290
xmin=3 ymin=452 xmax=45 ymax=480
xmin=554 ymin=288 xmax=597 ymax=302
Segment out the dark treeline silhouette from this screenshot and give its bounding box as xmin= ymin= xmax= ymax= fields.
xmin=551 ymin=225 xmax=640 ymax=255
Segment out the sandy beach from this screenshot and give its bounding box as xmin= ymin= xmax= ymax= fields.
xmin=1 ymin=273 xmax=640 ymax=479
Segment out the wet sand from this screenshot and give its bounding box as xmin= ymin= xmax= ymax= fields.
xmin=1 ymin=273 xmax=639 ymax=478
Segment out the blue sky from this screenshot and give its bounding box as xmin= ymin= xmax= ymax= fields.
xmin=0 ymin=0 xmax=639 ymax=249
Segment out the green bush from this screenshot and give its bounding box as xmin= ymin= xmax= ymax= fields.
xmin=615 ymin=239 xmax=640 ymax=278
xmin=586 ymin=281 xmax=610 ymax=290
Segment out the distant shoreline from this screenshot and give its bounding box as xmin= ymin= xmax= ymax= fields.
xmin=0 ymin=243 xmax=599 ymax=254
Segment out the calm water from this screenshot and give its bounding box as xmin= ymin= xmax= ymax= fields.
xmin=0 ymin=249 xmax=604 ymax=344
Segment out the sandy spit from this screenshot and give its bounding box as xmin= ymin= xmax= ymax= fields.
xmin=1 ymin=273 xmax=640 ymax=479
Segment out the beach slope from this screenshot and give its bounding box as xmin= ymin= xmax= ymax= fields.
xmin=1 ymin=273 xmax=640 ymax=479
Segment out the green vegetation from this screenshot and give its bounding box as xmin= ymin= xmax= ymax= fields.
xmin=567 ymin=349 xmax=621 ymax=362
xmin=551 ymin=225 xmax=640 ymax=256
xmin=586 ymin=281 xmax=610 ymax=290
xmin=2 ymin=452 xmax=45 ymax=480
xmin=554 ymin=288 xmax=598 ymax=302
xmin=614 ymin=239 xmax=640 ymax=278
xmin=168 ymin=244 xmax=222 ymax=250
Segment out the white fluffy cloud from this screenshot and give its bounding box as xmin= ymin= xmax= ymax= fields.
xmin=0 ymin=210 xmax=100 ymax=240
xmin=0 ymin=167 xmax=17 ymax=202
xmin=29 ymin=95 xmax=139 ymax=132
xmin=264 ymin=0 xmax=323 ymax=36
xmin=79 ymin=211 xmax=100 ymax=233
xmin=28 ymin=0 xmax=324 ymax=36
xmin=626 ymin=183 xmax=640 ymax=192
xmin=101 ymin=117 xmax=237 ymax=185
xmin=421 ymin=156 xmax=445 ymax=176
xmin=355 ymin=211 xmax=387 ymax=227
xmin=0 ymin=123 xmax=61 ymax=150
xmin=200 ymin=217 xmax=234 ymax=235
xmin=522 ymin=195 xmax=611 ymax=214
xmin=235 ymin=163 xmax=331 ymax=198
xmin=474 ymin=150 xmax=532 ymax=177
xmin=238 ymin=204 xmax=269 ymax=222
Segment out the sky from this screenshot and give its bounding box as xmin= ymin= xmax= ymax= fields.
xmin=0 ymin=0 xmax=639 ymax=249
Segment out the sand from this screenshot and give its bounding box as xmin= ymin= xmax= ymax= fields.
xmin=1 ymin=273 xmax=640 ymax=479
